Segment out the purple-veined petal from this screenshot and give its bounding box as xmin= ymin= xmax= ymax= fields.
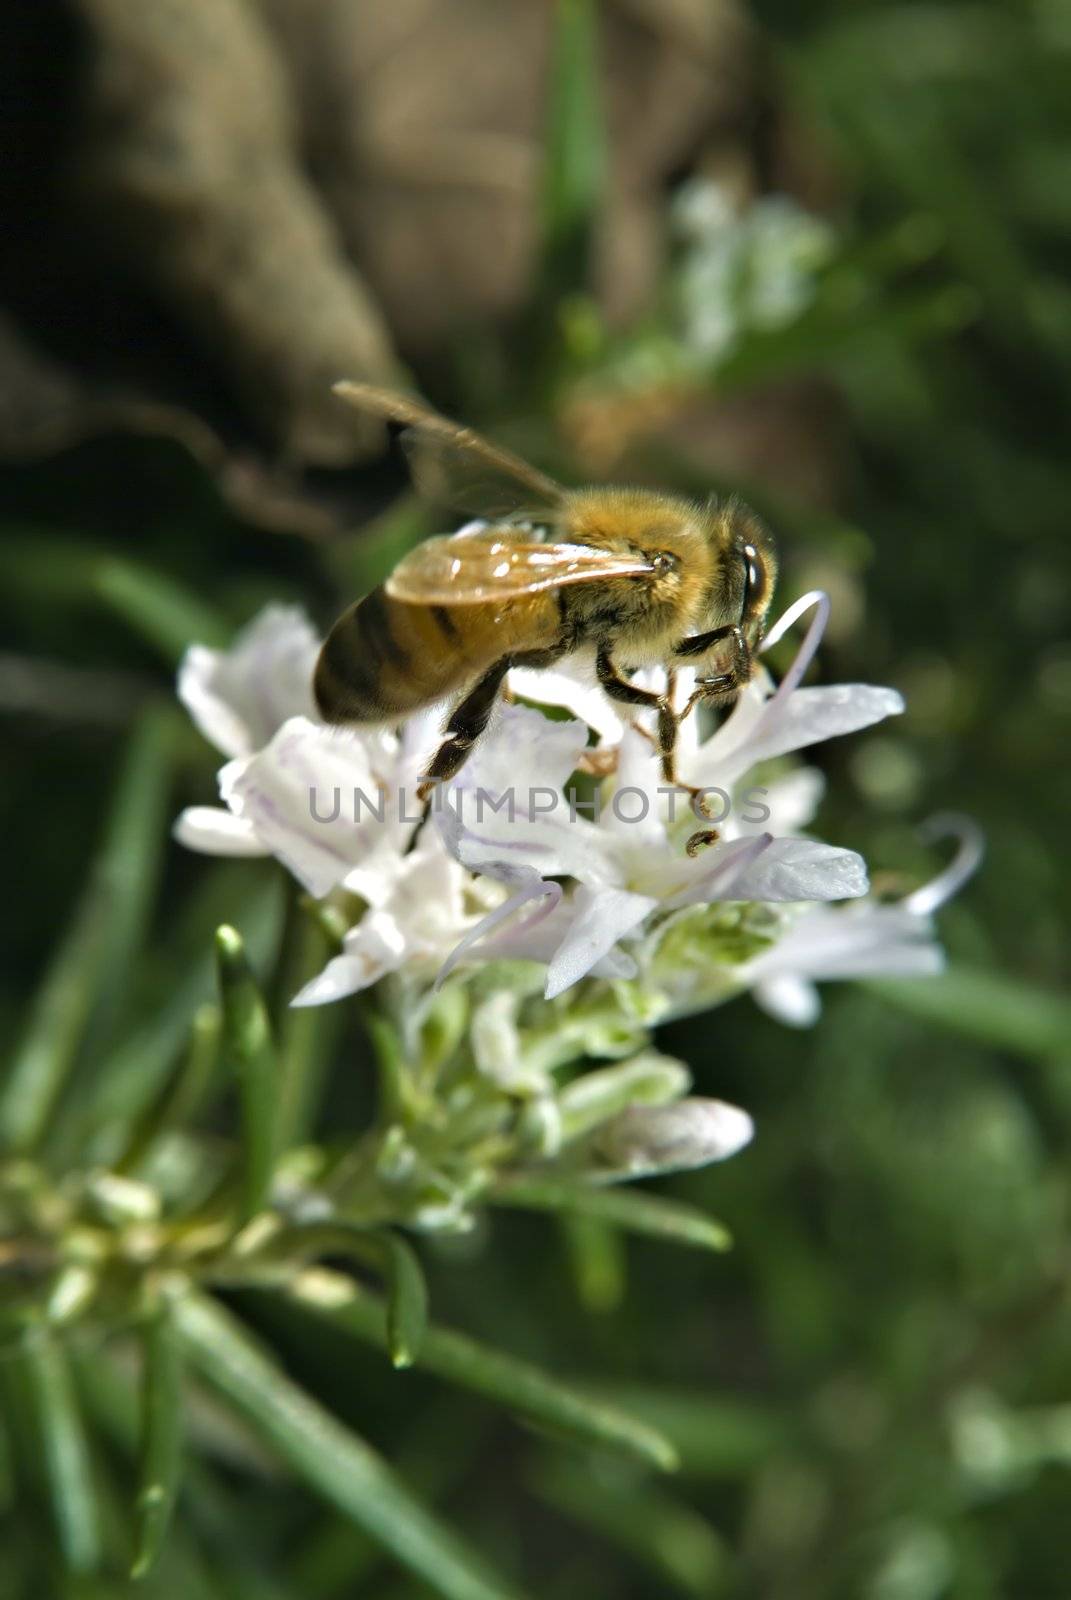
xmin=224 ymin=716 xmax=414 ymax=898
xmin=544 ymin=886 xmax=658 ymax=999
xmin=447 ymin=702 xmax=589 ymax=802
xmin=662 ymin=834 xmax=775 ymax=910
xmin=178 ymin=605 xmax=320 ymax=758
xmin=435 ymin=870 xmax=562 ymax=989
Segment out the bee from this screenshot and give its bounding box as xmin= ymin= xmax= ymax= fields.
xmin=314 ymin=384 xmax=777 ymax=820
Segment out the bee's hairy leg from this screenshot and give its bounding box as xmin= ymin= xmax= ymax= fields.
xmin=595 ymin=649 xmax=713 ymax=825
xmin=676 ymin=626 xmax=753 ymax=719
xmin=673 ymin=623 xmax=740 ymax=660
xmin=416 ymin=659 xmax=512 ymax=801
xmin=402 ymin=792 xmax=433 ymax=856
xmin=595 ymin=647 xmax=664 ymax=713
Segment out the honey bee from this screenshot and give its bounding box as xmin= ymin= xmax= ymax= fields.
xmin=314 ymin=384 xmax=777 ymax=816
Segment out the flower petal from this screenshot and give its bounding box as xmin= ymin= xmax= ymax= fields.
xmin=173 ymin=806 xmax=268 ymax=857
xmin=225 ymin=716 xmax=414 ymax=898
xmin=469 ymin=896 xmax=639 ymax=981
xmin=691 ymin=683 xmax=904 ymax=788
xmin=754 ymin=767 xmax=825 ymax=835
xmin=178 ymin=605 xmax=320 ymax=757
xmin=435 ymin=869 xmax=562 ymax=989
xmin=507 ymin=662 xmax=625 ymax=744
xmin=753 ymin=974 xmax=821 ymax=1027
xmin=436 ymin=703 xmax=624 ymax=887
xmin=724 ymin=838 xmax=869 ymax=903
xmin=745 ymin=902 xmax=945 ymax=984
xmin=544 ymin=886 xmax=658 ymax=999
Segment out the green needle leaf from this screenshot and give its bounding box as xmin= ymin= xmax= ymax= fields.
xmin=276 ymin=906 xmax=344 ymax=1145
xmin=531 ymin=1456 xmax=729 ymax=1598
xmin=381 ymin=1234 xmax=429 ymax=1371
xmin=492 ymin=1177 xmax=732 ymax=1253
xmin=262 ymin=1223 xmax=429 ymax=1369
xmin=132 ymin=1295 xmax=184 ymax=1580
xmin=175 ymin=1290 xmax=528 ymax=1600
xmin=60 ymin=871 xmax=285 ymax=1158
xmin=0 ymin=708 xmax=177 ymax=1154
xmin=94 ymin=558 xmax=230 ymax=664
xmin=20 ymin=1326 xmax=101 ymax=1574
xmin=216 ymin=926 xmax=279 ymax=1223
xmin=868 ymin=967 xmax=1071 ymax=1059
xmin=289 ymin=1271 xmax=678 ymax=1474
xmin=116 ymin=1003 xmax=221 ymax=1175
xmin=539 ymin=0 xmax=605 ymax=303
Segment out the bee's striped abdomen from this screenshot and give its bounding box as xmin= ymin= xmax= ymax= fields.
xmin=314 ymin=586 xmax=554 ymax=726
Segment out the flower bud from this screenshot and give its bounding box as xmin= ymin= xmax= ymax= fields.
xmin=588 ymin=1097 xmax=754 ymax=1178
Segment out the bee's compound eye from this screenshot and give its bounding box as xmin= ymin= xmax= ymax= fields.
xmin=741 ymin=543 xmax=762 ymax=616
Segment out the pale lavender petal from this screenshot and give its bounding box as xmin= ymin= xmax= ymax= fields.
xmin=292 ymin=912 xmax=409 ymax=1005
xmin=435 ymin=872 xmax=562 ymax=988
xmin=725 ymin=838 xmax=869 ymax=903
xmin=226 ymin=716 xmax=408 ymax=898
xmin=662 ymin=834 xmax=775 ymax=911
xmin=448 ymin=702 xmax=589 ymax=802
xmin=471 ymin=896 xmax=638 ymax=980
xmin=178 ymin=605 xmax=320 ymax=757
xmin=603 ymin=724 xmax=671 ymax=847
xmin=755 ymin=768 xmax=825 ymax=835
xmin=690 ymin=683 xmax=904 ymax=789
xmin=292 ymin=954 xmax=379 ymax=1006
xmin=544 ymin=886 xmax=658 ymax=999
xmin=173 ymin=806 xmax=268 ymax=857
xmin=746 ymin=902 xmax=945 ymax=983
xmin=435 ymin=706 xmax=624 ymax=887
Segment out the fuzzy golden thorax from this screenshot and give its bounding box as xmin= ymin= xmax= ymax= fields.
xmin=556 ymin=487 xmax=772 ymax=665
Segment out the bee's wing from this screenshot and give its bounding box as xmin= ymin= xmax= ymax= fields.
xmin=333 ymin=382 xmax=564 ymax=518
xmin=385 ymin=534 xmax=655 ymax=606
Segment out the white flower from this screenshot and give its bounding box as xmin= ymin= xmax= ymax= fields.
xmin=172 ymin=593 xmax=976 ymax=1028
xmin=742 ymin=815 xmax=984 ymax=1027
xmin=435 ymin=593 xmax=896 ymax=998
xmin=175 ymin=604 xmax=323 ymax=861
xmin=173 ymin=605 xmax=449 ymax=895
xmin=178 ymin=604 xmax=320 ymax=758
xmin=673 ymin=180 xmax=837 ymax=363
xmin=290 ymin=828 xmax=503 ymax=1005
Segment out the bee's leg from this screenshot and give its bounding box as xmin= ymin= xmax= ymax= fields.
xmin=416 ymin=659 xmax=511 ymax=801
xmin=595 ymin=649 xmax=713 ymax=825
xmin=673 ymin=623 xmax=740 ymax=661
xmin=676 ymin=627 xmax=754 ymax=719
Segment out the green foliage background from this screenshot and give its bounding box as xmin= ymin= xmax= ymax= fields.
xmin=2 ymin=2 xmax=1070 ymax=1596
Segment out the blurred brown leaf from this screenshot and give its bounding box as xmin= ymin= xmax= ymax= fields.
xmin=1 ymin=0 xmax=835 ymax=532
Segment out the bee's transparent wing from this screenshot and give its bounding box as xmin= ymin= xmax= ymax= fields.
xmin=385 ymin=534 xmax=655 ymax=606
xmin=333 ymin=382 xmax=564 ymax=518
